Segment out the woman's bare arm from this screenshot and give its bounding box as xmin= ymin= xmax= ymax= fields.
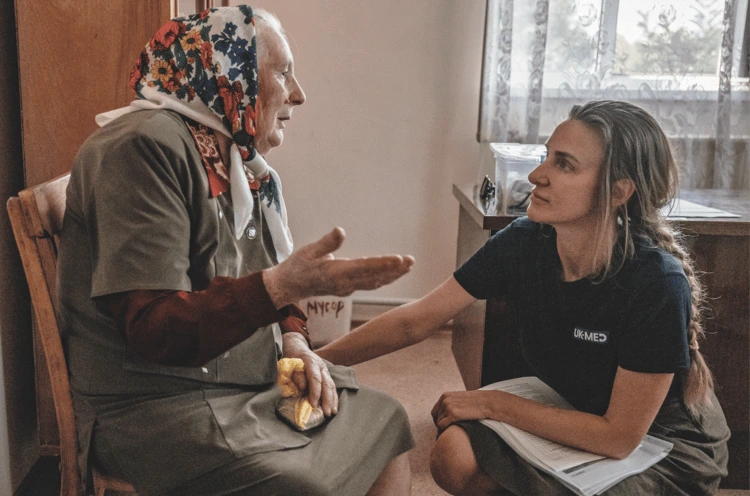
xmin=317 ymin=276 xmax=476 ymax=366
xmin=433 ymin=367 xmax=673 ymax=459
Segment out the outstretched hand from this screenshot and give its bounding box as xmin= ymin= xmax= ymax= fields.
xmin=263 ymin=227 xmax=415 ymax=309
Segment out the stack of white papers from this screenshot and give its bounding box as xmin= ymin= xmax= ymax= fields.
xmin=663 ymin=198 xmax=739 ymax=219
xmin=479 ymin=377 xmax=673 ymax=496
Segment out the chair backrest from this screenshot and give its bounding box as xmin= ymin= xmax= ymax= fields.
xmin=7 ymin=173 xmax=80 ymax=495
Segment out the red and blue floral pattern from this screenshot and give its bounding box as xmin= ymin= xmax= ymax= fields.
xmin=130 ymin=6 xmax=260 ymax=161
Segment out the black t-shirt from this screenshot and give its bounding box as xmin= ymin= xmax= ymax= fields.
xmin=454 ymin=217 xmax=691 ymax=415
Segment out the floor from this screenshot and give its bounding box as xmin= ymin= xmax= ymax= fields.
xmin=352 ymin=329 xmax=465 ymax=496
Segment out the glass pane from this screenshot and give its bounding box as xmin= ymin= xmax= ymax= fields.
xmin=614 ymin=0 xmax=724 ymax=75
xmin=177 ymin=0 xmax=197 ymax=17
xmin=546 ymin=0 xmax=602 ymax=74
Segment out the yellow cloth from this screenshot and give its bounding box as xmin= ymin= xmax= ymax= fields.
xmin=277 ymin=358 xmax=316 ymax=428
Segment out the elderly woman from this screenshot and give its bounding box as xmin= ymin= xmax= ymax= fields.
xmin=58 ymin=6 xmax=413 ymax=496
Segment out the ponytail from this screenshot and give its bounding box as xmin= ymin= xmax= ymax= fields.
xmin=637 ymin=217 xmax=714 ymax=411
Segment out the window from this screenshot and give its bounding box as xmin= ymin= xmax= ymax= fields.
xmin=611 ymin=0 xmax=728 ymax=76
xmin=479 ymin=0 xmax=749 ymax=189
xmin=542 ymin=0 xmax=749 ymax=93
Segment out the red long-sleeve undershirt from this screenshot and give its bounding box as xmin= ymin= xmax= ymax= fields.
xmin=107 ymin=271 xmax=310 ymax=367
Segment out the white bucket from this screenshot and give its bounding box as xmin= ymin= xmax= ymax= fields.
xmin=300 ymin=296 xmax=353 ymax=348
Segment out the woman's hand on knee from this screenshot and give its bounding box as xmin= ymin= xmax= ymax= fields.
xmin=431 ymin=391 xmax=497 ymax=434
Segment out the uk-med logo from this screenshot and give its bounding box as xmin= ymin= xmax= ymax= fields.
xmin=572 ymin=327 xmax=609 ymax=344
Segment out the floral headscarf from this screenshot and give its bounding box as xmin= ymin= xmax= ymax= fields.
xmin=97 ymin=6 xmax=293 ymax=257
xmin=131 ymin=5 xmax=260 ymax=162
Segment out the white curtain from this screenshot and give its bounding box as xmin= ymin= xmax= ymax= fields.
xmin=479 ymin=0 xmax=750 ymax=190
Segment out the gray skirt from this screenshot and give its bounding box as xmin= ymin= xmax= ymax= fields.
xmin=91 ymin=379 xmax=414 ymax=495
xmin=165 ymin=385 xmax=414 ymax=496
xmin=458 ymin=393 xmax=729 ymax=496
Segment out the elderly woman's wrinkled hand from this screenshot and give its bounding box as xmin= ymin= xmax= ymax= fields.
xmin=263 ymin=227 xmax=415 ymax=309
xmin=281 ymin=333 xmax=338 ymax=416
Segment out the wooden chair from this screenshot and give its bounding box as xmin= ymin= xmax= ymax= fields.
xmin=7 ymin=173 xmax=136 ymax=495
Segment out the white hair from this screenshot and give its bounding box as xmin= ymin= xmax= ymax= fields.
xmin=253 ymin=8 xmax=286 ymax=60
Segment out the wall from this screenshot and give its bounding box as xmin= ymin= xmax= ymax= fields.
xmin=246 ymin=0 xmax=488 ymax=301
xmin=0 ymin=0 xmax=36 ymax=492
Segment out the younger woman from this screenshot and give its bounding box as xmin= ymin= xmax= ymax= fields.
xmin=318 ymin=100 xmax=729 ymax=495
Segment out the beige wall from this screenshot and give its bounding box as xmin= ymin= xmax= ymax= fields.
xmin=246 ymin=0 xmax=488 ymax=301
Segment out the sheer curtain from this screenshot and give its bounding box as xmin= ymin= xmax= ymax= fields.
xmin=479 ymin=0 xmax=749 ymax=190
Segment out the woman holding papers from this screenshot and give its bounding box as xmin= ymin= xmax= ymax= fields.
xmin=319 ymin=100 xmax=729 ymax=495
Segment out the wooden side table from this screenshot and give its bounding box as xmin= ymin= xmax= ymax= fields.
xmin=452 ymin=183 xmax=750 ymax=489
